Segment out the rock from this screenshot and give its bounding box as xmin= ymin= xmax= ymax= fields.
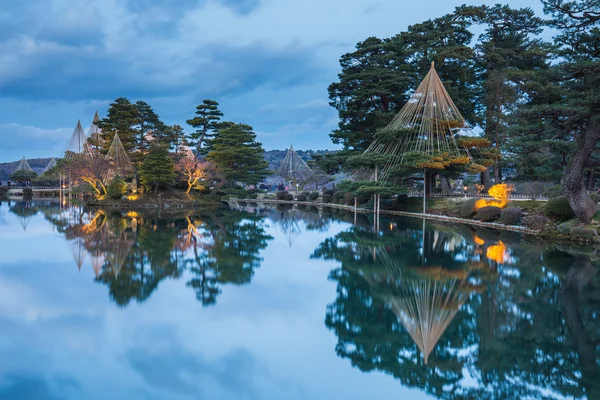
xmin=459 ymin=198 xmax=479 ymax=218
xmin=570 ymin=226 xmax=598 ymax=241
xmin=475 ymin=206 xmax=502 ymax=222
xmin=499 ymin=207 xmax=522 ymax=225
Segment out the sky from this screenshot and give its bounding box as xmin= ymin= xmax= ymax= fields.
xmin=0 ymin=0 xmax=545 ymax=162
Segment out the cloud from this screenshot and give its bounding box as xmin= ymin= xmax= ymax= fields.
xmin=0 ymin=0 xmax=546 ymax=162
xmin=0 ymin=123 xmax=71 ymax=159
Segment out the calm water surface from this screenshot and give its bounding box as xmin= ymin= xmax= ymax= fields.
xmin=0 ymin=199 xmax=598 ymax=400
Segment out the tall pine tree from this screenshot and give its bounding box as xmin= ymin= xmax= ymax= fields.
xmin=186 ymin=100 xmax=224 ymax=152
xmin=205 ymin=122 xmax=269 ymax=188
xmin=97 ymin=97 xmax=140 ymax=153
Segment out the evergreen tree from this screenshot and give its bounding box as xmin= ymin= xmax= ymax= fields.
xmin=516 ymin=0 xmax=600 ymax=222
xmin=97 ymin=97 xmax=140 ymax=153
xmin=167 ymin=124 xmax=188 ymax=154
xmin=326 ymin=7 xmax=481 ymax=172
xmin=205 ymin=122 xmax=270 ymax=187
xmin=476 ymin=5 xmax=552 ymax=182
xmin=139 ymin=144 xmax=176 ymax=192
xmin=135 ymin=100 xmax=166 ymax=152
xmin=186 ymin=100 xmax=224 ymax=152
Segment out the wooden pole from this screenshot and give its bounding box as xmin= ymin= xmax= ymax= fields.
xmin=423 ymin=168 xmax=427 ymax=215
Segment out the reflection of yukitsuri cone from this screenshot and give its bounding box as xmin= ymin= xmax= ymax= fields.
xmin=91 ymin=252 xmax=105 ymax=278
xmin=388 ymin=278 xmax=468 ymax=365
xmin=105 ymin=236 xmax=133 ymax=279
xmin=68 ymin=238 xmax=87 ymax=270
xmin=276 ymin=145 xmax=315 ymax=185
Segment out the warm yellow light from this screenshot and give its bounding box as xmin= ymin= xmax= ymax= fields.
xmin=474 ymin=184 xmax=513 ymax=210
xmin=127 ymin=194 xmax=139 ymax=200
xmin=474 ymin=235 xmax=484 ymax=245
xmin=126 ymin=211 xmax=140 ymax=218
xmin=486 ymin=240 xmax=507 ymax=264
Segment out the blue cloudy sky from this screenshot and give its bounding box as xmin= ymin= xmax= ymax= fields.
xmin=0 ymin=0 xmax=543 ymax=162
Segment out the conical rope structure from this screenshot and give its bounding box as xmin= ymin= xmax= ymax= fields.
xmin=276 ymin=145 xmax=315 ymax=187
xmin=65 ymin=120 xmax=93 ymax=160
xmin=105 ymin=234 xmax=133 ymax=279
xmin=356 ymin=62 xmax=472 ymax=182
xmin=106 ymin=133 xmax=133 ymax=176
xmin=364 ymin=243 xmax=471 ymax=365
xmin=87 ymin=111 xmax=103 ymax=153
xmin=14 ymin=157 xmax=34 ymax=173
xmin=41 ymin=158 xmax=57 ymax=175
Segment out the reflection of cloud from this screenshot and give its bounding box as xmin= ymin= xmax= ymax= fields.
xmin=128 ymin=338 xmax=263 ymax=400
xmin=0 ymin=374 xmax=63 ymax=400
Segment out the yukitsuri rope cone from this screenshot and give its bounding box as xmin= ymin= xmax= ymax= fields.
xmin=276 ymin=145 xmax=315 ymax=187
xmin=65 ymin=120 xmax=93 ymax=160
xmin=14 ymin=156 xmax=34 ymax=172
xmin=87 ymin=111 xmax=103 ymax=153
xmin=105 ymin=133 xmax=134 ymax=175
xmin=41 ymin=158 xmax=57 ymax=175
xmin=356 ymin=62 xmax=472 ymax=182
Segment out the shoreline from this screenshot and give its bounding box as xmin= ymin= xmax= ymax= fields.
xmin=226 ymin=198 xmax=540 ymax=235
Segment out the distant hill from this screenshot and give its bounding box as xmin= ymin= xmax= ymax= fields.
xmin=0 ymin=150 xmax=337 ymax=182
xmin=0 ymin=158 xmax=52 ymax=181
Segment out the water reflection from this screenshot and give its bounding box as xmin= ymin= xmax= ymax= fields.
xmin=312 ymin=216 xmax=600 ymax=399
xmin=4 ymin=200 xmax=599 ymax=399
xmin=36 ymin=204 xmax=273 ymax=307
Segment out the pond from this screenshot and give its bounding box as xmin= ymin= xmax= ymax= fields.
xmin=0 ymin=198 xmax=598 ymax=400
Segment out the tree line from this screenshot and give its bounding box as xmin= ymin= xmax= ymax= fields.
xmin=322 ymin=0 xmax=600 ymax=222
xmin=65 ymin=98 xmax=269 ymax=198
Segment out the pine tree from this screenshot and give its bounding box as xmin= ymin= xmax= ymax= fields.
xmin=476 ymin=5 xmax=552 ymax=182
xmin=516 ymin=0 xmax=600 ymax=222
xmin=139 ymin=144 xmax=176 ymax=193
xmin=97 ymin=97 xmax=140 ymax=153
xmin=135 ymin=100 xmax=166 ymax=152
xmin=205 ymin=122 xmax=270 ymax=187
xmin=186 ymin=100 xmax=224 ymax=152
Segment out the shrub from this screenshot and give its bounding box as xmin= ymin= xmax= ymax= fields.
xmin=396 ymin=194 xmax=408 ymax=203
xmin=276 ymin=190 xmax=287 ymax=200
xmin=499 ymin=207 xmax=522 ymax=225
xmin=475 ymin=206 xmax=502 ymax=222
xmin=301 ymin=191 xmax=310 ymax=197
xmin=309 ymin=191 xmax=319 ymax=201
xmin=107 ymin=176 xmax=127 ymax=199
xmin=284 ymin=193 xmax=294 ymax=201
xmin=0 ymin=187 xmax=8 ymax=196
xmin=323 ymin=189 xmax=335 ymax=196
xmin=322 ymin=194 xmax=332 ymax=203
xmin=459 ymin=198 xmax=479 ymax=218
xmin=296 ymin=194 xmax=307 ymax=201
xmin=522 ymin=215 xmax=553 ymax=231
xmin=22 ymin=187 xmax=33 ymax=196
xmin=543 ymin=196 xmax=575 ymax=220
xmin=332 ymin=191 xmax=345 ymax=202
xmin=247 ymin=193 xmax=258 ymax=199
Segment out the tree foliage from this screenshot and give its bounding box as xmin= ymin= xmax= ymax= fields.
xmin=205 ymin=122 xmax=270 ymax=187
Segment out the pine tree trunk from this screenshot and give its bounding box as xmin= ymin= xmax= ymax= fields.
xmin=563 ymin=119 xmax=600 ymax=223
xmin=481 ymin=168 xmax=493 ymax=189
xmin=440 ymin=175 xmax=451 ymax=195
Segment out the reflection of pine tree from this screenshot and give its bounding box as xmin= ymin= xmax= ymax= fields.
xmin=313 ymin=222 xmax=600 ymax=399
xmin=185 ymin=212 xmax=273 ymax=305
